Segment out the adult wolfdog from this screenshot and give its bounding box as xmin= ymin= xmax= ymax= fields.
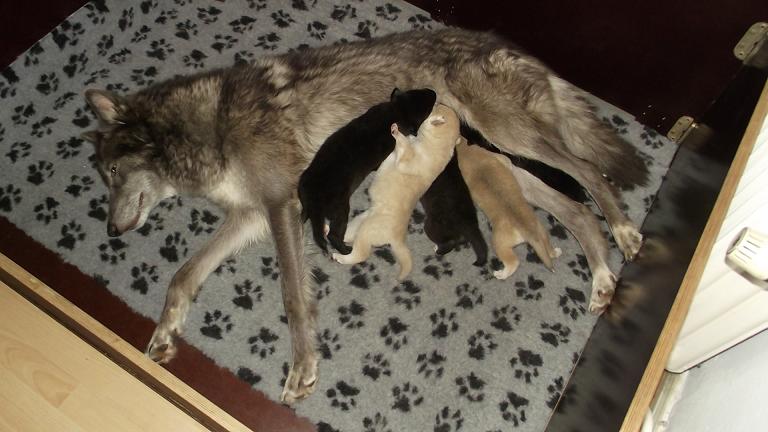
xmin=82 ymin=28 xmax=648 ymax=403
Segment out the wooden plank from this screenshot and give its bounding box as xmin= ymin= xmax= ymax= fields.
xmin=0 ymin=282 xmax=209 ymax=432
xmin=0 ymin=253 xmax=252 ymax=432
xmin=620 ymin=80 xmax=768 ymax=432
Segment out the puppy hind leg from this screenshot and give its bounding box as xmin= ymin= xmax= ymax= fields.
xmin=333 ymin=228 xmax=373 ymax=266
xmin=390 ymin=239 xmax=413 ymax=281
xmin=466 ymin=225 xmax=489 ymax=266
xmin=327 ymin=203 xmax=352 ymax=255
xmin=343 ymin=209 xmax=369 ymax=243
xmin=491 ymin=232 xmax=520 ymax=280
xmin=306 ymin=207 xmax=329 ymax=254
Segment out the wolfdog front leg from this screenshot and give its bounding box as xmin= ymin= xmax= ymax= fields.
xmin=146 ymin=210 xmax=269 ymax=363
xmin=269 ymin=199 xmax=319 ymax=404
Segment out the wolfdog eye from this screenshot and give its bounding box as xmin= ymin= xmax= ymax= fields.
xmin=110 ymin=165 xmax=117 ymax=176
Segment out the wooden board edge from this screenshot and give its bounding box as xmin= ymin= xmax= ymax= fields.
xmin=0 ymin=252 xmax=253 ymax=432
xmin=620 ymin=79 xmax=768 ymax=432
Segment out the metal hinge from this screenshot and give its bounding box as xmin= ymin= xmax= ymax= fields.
xmin=734 ymin=22 xmax=768 ymax=66
xmin=667 ymin=115 xmax=695 ymax=143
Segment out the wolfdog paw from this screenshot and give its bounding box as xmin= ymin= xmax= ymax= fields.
xmin=281 ymin=356 xmax=318 ymax=404
xmin=588 ymin=269 xmax=617 ymax=315
xmin=146 ymin=326 xmax=178 ymax=364
xmin=614 ymin=223 xmax=643 ymax=261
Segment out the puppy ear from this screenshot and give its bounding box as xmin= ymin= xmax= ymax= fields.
xmin=390 ymin=87 xmax=403 ymax=101
xmin=429 ymin=115 xmax=446 ymax=126
xmin=85 ymin=89 xmax=126 ymax=126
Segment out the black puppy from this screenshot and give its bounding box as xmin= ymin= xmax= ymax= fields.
xmin=420 ymin=152 xmax=488 ymax=265
xmin=299 ymin=88 xmax=437 ymax=254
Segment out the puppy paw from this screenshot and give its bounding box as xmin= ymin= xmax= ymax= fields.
xmin=146 ymin=326 xmax=178 ymax=364
xmin=588 ymin=269 xmax=617 ymax=315
xmin=332 ymin=252 xmax=349 ymax=264
xmin=614 ymin=223 xmax=643 ymax=261
xmin=281 ymin=356 xmax=318 ymax=404
xmin=551 ymin=247 xmax=562 ymax=259
xmin=493 ymin=265 xmax=517 ymax=280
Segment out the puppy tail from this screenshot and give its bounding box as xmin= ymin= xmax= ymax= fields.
xmin=391 ymin=240 xmax=413 ymax=281
xmin=548 ymin=75 xmax=649 ymax=190
xmin=467 ymin=227 xmax=488 ymax=267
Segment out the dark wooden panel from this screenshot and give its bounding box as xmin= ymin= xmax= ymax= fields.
xmin=407 ymin=0 xmax=767 ymax=131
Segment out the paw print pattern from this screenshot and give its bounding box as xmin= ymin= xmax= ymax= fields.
xmin=84 ymin=1 xmax=109 ymax=24
xmin=229 ymin=15 xmax=256 ymax=34
xmin=97 ymin=35 xmax=114 ymax=56
xmin=35 ymin=72 xmax=59 ymax=95
xmin=136 ymin=212 xmax=165 ymax=236
xmin=354 ymin=19 xmax=378 ymax=39
xmin=430 ymin=308 xmax=459 ymax=338
xmin=338 ymin=299 xmax=366 ymax=329
xmin=30 ymin=117 xmax=57 ymax=138
xmin=196 ymin=6 xmax=222 ymax=24
xmin=260 ymin=256 xmax=279 ymax=280
xmin=130 ymin=66 xmax=158 ymax=86
xmin=146 ymin=39 xmax=174 ymax=60
xmin=490 ymin=305 xmax=521 ymax=333
xmin=392 ymin=280 xmax=420 ymax=310
xmin=362 ymin=412 xmax=391 ymax=432
xmin=540 ymin=322 xmax=572 ymax=347
xmin=307 ymin=21 xmax=328 ymax=40
xmin=214 ymin=257 xmax=237 ymax=276
xmin=6 ymin=141 xmax=31 ymax=163
xmin=87 ymin=195 xmax=108 ymax=221
xmin=57 ymin=221 xmax=86 ymax=250
xmin=62 ymin=52 xmax=88 ymax=78
xmin=546 ymin=376 xmax=565 ymax=409
xmin=318 ymin=328 xmax=342 ymax=359
xmin=271 ymin=10 xmax=295 ymax=28
xmin=467 ymin=330 xmax=498 ymax=360
xmin=72 ymin=106 xmax=92 ymax=128
xmin=379 ymin=317 xmax=408 ymax=351
xmin=98 ymin=238 xmax=128 ymax=264
xmin=455 ymin=372 xmax=486 ymax=402
xmin=246 ymin=0 xmax=267 ymax=10
xmin=349 ymin=262 xmax=379 ymax=289
xmin=24 ymin=43 xmax=44 ymax=67
xmin=509 ymin=349 xmax=543 ymax=383
xmin=433 ymin=406 xmax=463 ymax=432
xmin=188 ymin=208 xmax=219 ymax=235
xmin=362 ymin=352 xmax=391 ymax=381
xmin=200 ymin=310 xmax=233 ymax=340
xmin=53 ymin=92 xmax=77 ymax=110
xmin=331 ymin=4 xmax=356 ymax=22
xmin=375 ymin=4 xmax=401 ymax=21
xmin=422 ymin=254 xmax=453 ymax=280
xmin=56 ymin=137 xmax=84 ymax=160
xmin=109 ymin=48 xmax=132 ymax=65
xmin=291 ymin=0 xmax=317 ymax=11
xmin=560 ymin=287 xmax=587 ymax=319
xmin=175 ymin=19 xmax=198 ymax=40
xmin=12 ymin=103 xmax=35 ymax=125
xmin=64 ymin=175 xmax=93 ymax=197
xmin=236 ymin=367 xmax=262 ymax=386
xmin=130 ymin=25 xmax=152 ymax=43
xmin=159 ymin=232 xmax=188 ymax=263
xmin=130 ymin=263 xmax=158 ymax=295
xmin=247 ymin=327 xmax=278 ymax=357
xmin=455 ymin=283 xmax=483 ymax=309
xmin=154 ymin=9 xmax=179 ymax=25
xmin=416 ymin=350 xmax=446 ymax=380
xmin=212 ymin=34 xmax=238 ymax=53
xmin=406 ymin=208 xmax=424 ymax=234
xmin=499 ymin=391 xmax=529 ymax=426
xmin=408 ymin=14 xmax=433 ymax=30
xmin=514 ymin=274 xmax=545 ymax=301
xmin=51 ymin=20 xmax=85 ymax=49
xmin=234 ymin=50 xmax=255 ymax=66
xmin=33 ymin=197 xmax=60 ymax=224
xmin=326 ymin=380 xmax=360 ymax=411
xmin=546 ymin=214 xmax=569 ymax=240
xmin=118 ymin=7 xmax=134 ymax=31
xmin=83 ymin=68 xmax=110 ymax=86
xmin=232 ymin=279 xmax=262 ymax=310
xmin=255 ymin=32 xmax=280 ymax=50
xmin=182 ymin=49 xmax=207 ymax=69
xmin=567 ymin=254 xmax=590 ymax=282
xmin=391 ymin=382 xmax=423 ymax=412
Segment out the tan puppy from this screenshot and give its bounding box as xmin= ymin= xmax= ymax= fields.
xmin=456 ymin=141 xmax=561 ymax=279
xmin=333 ymin=104 xmax=460 ymax=279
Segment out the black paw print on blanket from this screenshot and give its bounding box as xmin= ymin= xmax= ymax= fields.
xmin=318 ymin=328 xmax=342 ymax=359
xmin=467 ymin=330 xmax=498 ymax=360
xmin=454 ymin=283 xmax=484 ymax=310
xmin=499 ymin=391 xmax=529 ymax=427
xmin=326 ymin=380 xmax=360 ymax=411
xmin=433 ymin=406 xmax=463 ymax=432
xmin=567 ymin=254 xmax=591 ymax=282
xmin=130 ymin=262 xmax=158 ymax=295
xmin=330 ymin=4 xmax=357 ymax=22
xmin=362 ymin=352 xmax=391 ymax=381
xmin=64 ymin=174 xmax=93 ymax=197
xmin=6 ymin=141 xmax=31 ymax=163
xmin=200 ymin=310 xmax=233 ymax=340
xmin=540 ymin=321 xmax=572 ymax=347
xmin=338 ymin=299 xmax=366 ymax=329
xmin=232 ymin=279 xmax=262 ymax=310
xmin=416 ymin=350 xmax=446 ymax=380
xmin=255 ymin=32 xmax=280 ymax=50
xmin=137 ymin=212 xmax=165 ymax=236
xmin=0 ymin=184 xmax=22 ymax=213
xmin=560 ymin=287 xmax=587 ymax=320
xmin=57 ymin=220 xmax=86 ymax=250
xmin=98 ymin=238 xmax=128 ymax=264
xmin=87 ymin=195 xmax=108 ymax=221
xmin=188 ymin=208 xmax=219 ymax=235
xmin=247 ymin=327 xmax=279 ymax=357
xmin=379 ymin=317 xmax=408 ymax=351
xmin=236 ymin=367 xmax=262 ymax=387
xmin=375 ymin=4 xmax=401 ymax=21
xmin=430 ymin=308 xmax=459 ymax=338
xmin=260 ymin=256 xmax=279 ymax=280
xmin=455 ymin=372 xmax=486 ymax=402
xmin=362 ymin=412 xmax=390 ymax=432
xmin=392 ymin=280 xmax=421 ymax=310
xmin=349 ymin=261 xmax=380 ymax=289
xmin=514 ymin=274 xmax=545 ymax=301
xmin=391 ymin=381 xmax=423 ymax=412
xmin=159 ymin=232 xmax=188 ymax=263
xmin=422 ymin=254 xmax=453 ymax=280
xmin=509 ymin=348 xmax=543 ymax=384
xmin=33 ymin=197 xmax=59 ymax=225
xmin=545 ymin=376 xmax=566 ymax=409
xmin=490 ymin=304 xmax=521 ymax=333
xmin=27 ymin=160 xmax=54 ymax=185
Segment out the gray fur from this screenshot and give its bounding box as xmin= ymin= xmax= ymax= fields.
xmin=82 ymin=27 xmax=648 ymax=402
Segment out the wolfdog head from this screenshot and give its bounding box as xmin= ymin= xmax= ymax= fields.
xmin=81 ymin=89 xmax=176 ymax=237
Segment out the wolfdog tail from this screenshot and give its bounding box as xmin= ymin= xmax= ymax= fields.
xmin=548 ymin=75 xmax=649 ymax=189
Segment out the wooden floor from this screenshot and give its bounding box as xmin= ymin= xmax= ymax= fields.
xmin=0 ymin=281 xmax=208 ymax=432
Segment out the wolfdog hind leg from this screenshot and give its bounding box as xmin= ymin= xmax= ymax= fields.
xmin=146 ymin=209 xmax=270 ymax=363
xmin=269 ymin=199 xmax=319 ymax=404
xmin=510 ymin=165 xmax=616 ymax=314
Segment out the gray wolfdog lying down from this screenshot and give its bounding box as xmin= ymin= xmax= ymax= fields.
xmin=333 ymin=104 xmax=461 ymax=280
xmin=81 ymin=27 xmax=648 ymax=403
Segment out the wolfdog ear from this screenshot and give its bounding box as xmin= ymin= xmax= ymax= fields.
xmin=390 ymin=87 xmax=403 ymax=101
xmin=85 ymin=89 xmax=126 ymax=126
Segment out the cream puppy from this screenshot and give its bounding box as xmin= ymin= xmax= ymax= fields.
xmin=456 ymin=141 xmax=561 ymax=279
xmin=333 ymin=104 xmax=460 ymax=279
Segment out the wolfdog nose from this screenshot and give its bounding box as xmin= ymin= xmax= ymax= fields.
xmin=107 ymin=223 xmax=121 ymax=237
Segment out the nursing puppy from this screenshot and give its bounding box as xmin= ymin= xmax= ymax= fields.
xmin=456 ymin=140 xmax=561 ymax=279
xmin=419 ymin=153 xmax=488 ymax=265
xmin=333 ymin=104 xmax=460 ymax=279
xmin=298 ymin=88 xmax=437 ymax=254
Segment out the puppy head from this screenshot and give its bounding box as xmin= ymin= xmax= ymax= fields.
xmin=419 ymin=104 xmax=460 ymax=143
xmin=390 ymin=88 xmax=437 ymax=136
